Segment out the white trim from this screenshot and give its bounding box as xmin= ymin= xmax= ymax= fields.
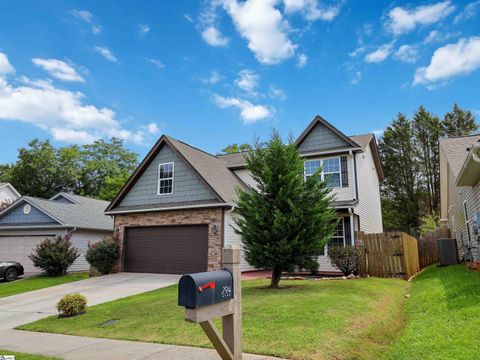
xmin=349 ymin=208 xmax=355 ymax=245
xmin=105 ymin=202 xmax=234 ymax=215
xmin=157 ymin=162 xmax=174 ymax=196
xmin=0 ymin=183 xmax=21 ymax=198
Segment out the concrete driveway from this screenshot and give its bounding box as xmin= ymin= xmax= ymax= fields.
xmin=0 ymin=272 xmax=180 ymax=330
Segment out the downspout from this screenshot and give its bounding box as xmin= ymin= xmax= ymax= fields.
xmin=223 ymin=205 xmax=235 ymax=251
xmin=348 ymin=208 xmax=355 ymax=246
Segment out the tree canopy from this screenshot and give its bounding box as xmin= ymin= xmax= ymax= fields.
xmin=0 ymin=138 xmax=138 ymax=200
xmin=220 ymin=143 xmax=253 ymax=154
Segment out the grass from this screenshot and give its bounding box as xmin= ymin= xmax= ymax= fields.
xmin=20 ymin=277 xmax=408 ymax=360
xmin=0 ymin=349 xmax=60 ymax=360
xmin=0 ymin=272 xmax=89 ymax=298
xmin=386 ymin=265 xmax=480 ymax=360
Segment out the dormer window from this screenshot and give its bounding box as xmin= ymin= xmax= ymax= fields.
xmin=158 ymin=162 xmax=174 ymax=195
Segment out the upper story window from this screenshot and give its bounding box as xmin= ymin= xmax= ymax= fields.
xmin=304 ymin=157 xmax=342 ymax=188
xmin=158 ymin=162 xmax=174 ymax=195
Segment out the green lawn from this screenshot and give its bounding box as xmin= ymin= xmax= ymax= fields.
xmin=0 ymin=349 xmax=60 ymax=360
xmin=387 ymin=265 xmax=480 ymax=360
xmin=0 ymin=273 xmax=89 ymax=298
xmin=20 ymin=277 xmax=408 ymax=360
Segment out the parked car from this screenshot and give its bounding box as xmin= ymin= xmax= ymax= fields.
xmin=0 ymin=261 xmax=24 ymax=281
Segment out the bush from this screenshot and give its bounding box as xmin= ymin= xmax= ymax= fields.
xmin=328 ymin=246 xmax=360 ymax=276
xmin=85 ymin=237 xmax=119 ymax=274
xmin=29 ymin=232 xmax=80 ymax=276
xmin=56 ymin=293 xmax=87 ymax=317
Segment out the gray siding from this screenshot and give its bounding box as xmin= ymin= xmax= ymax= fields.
xmin=298 ymin=123 xmax=351 ymax=153
xmin=119 ymin=144 xmax=218 ymax=207
xmin=0 ymin=202 xmax=58 ymax=226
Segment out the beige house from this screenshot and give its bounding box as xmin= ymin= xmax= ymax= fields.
xmin=440 ymin=134 xmax=480 ymax=262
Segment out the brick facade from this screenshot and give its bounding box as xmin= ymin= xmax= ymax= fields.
xmin=112 ymin=207 xmax=224 ymax=272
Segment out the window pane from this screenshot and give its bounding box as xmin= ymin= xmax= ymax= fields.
xmin=304 ymin=160 xmax=321 ymax=176
xmin=325 ymin=173 xmax=341 ymax=188
xmin=323 ymin=158 xmax=340 ymax=173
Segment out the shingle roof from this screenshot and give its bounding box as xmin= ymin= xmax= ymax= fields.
xmin=21 ymin=194 xmax=113 ymax=231
xmin=440 ymin=134 xmax=480 ymax=179
xmin=217 ymin=133 xmax=375 ymax=169
xmin=167 ymin=137 xmax=247 ymax=203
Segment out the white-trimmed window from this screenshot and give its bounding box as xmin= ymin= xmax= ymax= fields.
xmin=304 ymin=157 xmax=341 ymax=188
xmin=158 ymin=162 xmax=174 ymax=195
xmin=320 ymin=218 xmax=345 ymax=255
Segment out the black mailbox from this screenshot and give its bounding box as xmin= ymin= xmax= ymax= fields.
xmin=178 ymin=269 xmax=233 ymax=309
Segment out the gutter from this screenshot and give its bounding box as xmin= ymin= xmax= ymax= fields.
xmin=105 ymin=202 xmax=234 ymax=215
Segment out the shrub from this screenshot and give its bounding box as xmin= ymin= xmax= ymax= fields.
xmin=328 ymin=246 xmax=360 ymax=276
xmin=29 ymin=232 xmax=80 ymax=276
xmin=56 ymin=293 xmax=87 ymax=317
xmin=85 ymin=237 xmax=119 ymax=274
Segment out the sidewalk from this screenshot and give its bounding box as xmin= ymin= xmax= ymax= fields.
xmin=0 ymin=330 xmax=282 ymax=360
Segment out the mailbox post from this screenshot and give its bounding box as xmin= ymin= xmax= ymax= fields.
xmin=178 ymin=245 xmax=242 ymax=360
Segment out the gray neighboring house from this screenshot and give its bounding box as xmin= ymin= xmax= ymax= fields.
xmin=106 ymin=115 xmax=384 ymax=274
xmin=440 ymin=135 xmax=480 ymax=262
xmin=0 ymin=192 xmax=113 ymax=273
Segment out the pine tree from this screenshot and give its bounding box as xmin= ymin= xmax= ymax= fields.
xmin=413 ymin=106 xmax=441 ymax=214
xmin=379 ymin=113 xmax=421 ymax=233
xmin=234 ymin=131 xmax=336 ymax=288
xmin=442 ymin=103 xmax=478 ymax=137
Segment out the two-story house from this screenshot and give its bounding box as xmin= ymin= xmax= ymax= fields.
xmin=105 ymin=116 xmax=384 ymax=274
xmin=440 ymin=134 xmax=480 ymax=263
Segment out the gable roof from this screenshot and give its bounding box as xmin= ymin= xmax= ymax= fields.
xmin=295 ymin=115 xmax=361 ymax=149
xmin=0 ymin=182 xmax=21 ymax=198
xmin=440 ymin=134 xmax=480 ymax=179
xmin=106 ymin=135 xmax=248 ymax=212
xmin=0 ymin=193 xmax=113 ymax=231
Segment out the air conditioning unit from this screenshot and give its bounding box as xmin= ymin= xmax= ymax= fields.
xmin=437 ymin=238 xmax=459 ymax=266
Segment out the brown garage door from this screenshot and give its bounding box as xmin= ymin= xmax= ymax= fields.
xmin=123 ymin=225 xmax=209 ymax=274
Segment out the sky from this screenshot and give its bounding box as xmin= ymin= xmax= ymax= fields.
xmin=0 ymin=0 xmax=479 ymax=163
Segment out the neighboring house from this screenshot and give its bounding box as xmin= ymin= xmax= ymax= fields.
xmin=106 ymin=115 xmax=384 ymax=274
xmin=0 ymin=183 xmax=21 ymax=207
xmin=440 ymin=134 xmax=480 ymax=263
xmin=0 ymin=192 xmax=113 ymax=273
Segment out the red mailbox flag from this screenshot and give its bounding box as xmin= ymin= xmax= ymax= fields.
xmin=198 ymin=281 xmax=216 ymax=292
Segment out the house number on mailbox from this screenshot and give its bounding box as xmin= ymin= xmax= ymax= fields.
xmin=222 ymin=285 xmax=232 ymax=299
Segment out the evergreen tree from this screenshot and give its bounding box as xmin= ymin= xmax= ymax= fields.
xmin=413 ymin=106 xmax=441 ymax=214
xmin=379 ymin=113 xmax=421 ymax=233
xmin=442 ymin=103 xmax=478 ymax=137
xmin=234 ymin=131 xmax=336 ymax=288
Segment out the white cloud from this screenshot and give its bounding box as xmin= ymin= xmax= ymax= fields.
xmin=234 ymin=69 xmax=259 ymax=96
xmin=372 ymin=129 xmax=384 ymax=137
xmin=138 ymin=24 xmax=150 ymax=37
xmin=32 ymin=58 xmax=84 ymax=82
xmin=201 ymin=26 xmax=229 ymax=46
xmin=94 ymin=46 xmax=117 ymax=62
xmin=0 ymin=54 xmax=150 ymax=144
xmin=386 ymin=1 xmax=455 ymax=35
xmin=349 ymin=46 xmax=366 ymax=57
xmin=454 ymin=1 xmax=480 ymax=23
xmin=201 ymin=70 xmax=223 ymax=84
xmin=223 ymin=0 xmax=297 ymax=64
xmin=146 ymin=58 xmax=165 ymax=69
xmin=146 ymin=123 xmax=159 ymax=134
xmin=351 ymin=71 xmax=362 ymax=85
xmin=414 ymin=37 xmax=480 ymax=86
xmin=0 ymin=53 xmax=15 ymax=75
xmin=283 ymin=0 xmax=341 ymax=21
xmin=212 ymin=94 xmax=271 ymax=123
xmin=364 ymin=43 xmax=393 ymax=63
xmin=268 ymin=85 xmax=286 ymax=100
xmin=394 ymin=45 xmax=419 ymax=63
xmin=71 ymin=9 xmax=102 ymax=35
xmin=185 ymin=14 xmax=194 ymax=23
xmin=296 ymin=53 xmax=308 ymax=67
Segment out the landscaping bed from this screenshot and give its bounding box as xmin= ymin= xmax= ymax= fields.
xmin=19 ymin=277 xmax=408 ymax=360
xmin=0 ymin=272 xmax=89 ymax=298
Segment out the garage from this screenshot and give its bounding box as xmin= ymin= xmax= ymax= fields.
xmin=123 ymin=224 xmax=209 ymax=274
xmin=0 ymin=235 xmax=46 ymax=273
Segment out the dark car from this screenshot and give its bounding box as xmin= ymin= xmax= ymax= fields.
xmin=0 ymin=261 xmax=24 ymax=282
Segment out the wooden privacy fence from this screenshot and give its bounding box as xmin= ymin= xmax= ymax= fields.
xmin=356 ymin=231 xmax=420 ymax=279
xmin=418 ymin=227 xmax=450 ymax=269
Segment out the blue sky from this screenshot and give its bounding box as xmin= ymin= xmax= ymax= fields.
xmin=0 ymin=0 xmax=479 ymax=163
